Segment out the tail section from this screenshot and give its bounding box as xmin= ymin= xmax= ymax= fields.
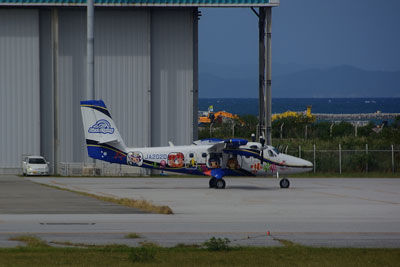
xmin=80 ymin=100 xmax=127 ymax=164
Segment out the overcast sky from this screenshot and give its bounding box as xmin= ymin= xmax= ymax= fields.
xmin=199 ymin=0 xmax=400 ymax=71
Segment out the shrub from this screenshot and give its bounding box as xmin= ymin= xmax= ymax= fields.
xmin=129 ymin=247 xmax=156 ymax=263
xmin=203 ymin=237 xmax=231 ymax=251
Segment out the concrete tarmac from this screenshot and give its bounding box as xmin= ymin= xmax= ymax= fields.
xmin=0 ymin=176 xmax=145 ymax=214
xmin=0 ymin=175 xmax=399 ymax=248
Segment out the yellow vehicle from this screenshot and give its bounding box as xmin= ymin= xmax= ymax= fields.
xmin=272 ymin=106 xmax=315 ymax=122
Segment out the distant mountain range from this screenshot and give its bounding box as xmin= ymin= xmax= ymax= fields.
xmin=199 ymin=62 xmax=400 ymax=98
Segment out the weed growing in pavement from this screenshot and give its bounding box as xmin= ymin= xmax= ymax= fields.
xmin=125 ymin=233 xmax=142 ymax=239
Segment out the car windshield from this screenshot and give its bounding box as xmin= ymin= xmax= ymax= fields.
xmin=29 ymin=158 xmax=46 ymax=164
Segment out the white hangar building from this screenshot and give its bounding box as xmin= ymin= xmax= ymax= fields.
xmin=0 ymin=0 xmax=279 ymax=174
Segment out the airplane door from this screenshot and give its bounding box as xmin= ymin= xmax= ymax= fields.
xmin=240 ymin=154 xmax=255 ymax=170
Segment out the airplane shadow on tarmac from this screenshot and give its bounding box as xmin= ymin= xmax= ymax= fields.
xmin=227 ymin=185 xmax=279 ymax=191
xmin=122 ymin=186 xmax=279 ymax=191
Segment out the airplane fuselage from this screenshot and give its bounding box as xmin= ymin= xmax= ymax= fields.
xmin=81 ymin=99 xmax=313 ymax=189
xmin=121 ymin=142 xmax=313 ymax=177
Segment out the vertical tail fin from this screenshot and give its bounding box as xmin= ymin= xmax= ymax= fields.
xmin=80 ymin=100 xmax=127 ymax=164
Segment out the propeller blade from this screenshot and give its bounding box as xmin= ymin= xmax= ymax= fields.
xmin=259 ymin=136 xmax=265 ymax=164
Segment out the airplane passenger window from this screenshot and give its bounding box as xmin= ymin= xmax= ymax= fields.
xmin=189 ymin=153 xmax=194 ymax=158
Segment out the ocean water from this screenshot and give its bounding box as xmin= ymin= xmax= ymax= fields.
xmin=199 ymin=98 xmax=400 ymax=115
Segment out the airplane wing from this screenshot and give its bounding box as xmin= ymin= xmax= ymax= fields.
xmin=206 ymin=138 xmax=248 ymax=153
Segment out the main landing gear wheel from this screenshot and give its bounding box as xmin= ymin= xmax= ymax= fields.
xmin=215 ymin=179 xmax=226 ymax=189
xmin=279 ymin=178 xmax=290 ymax=189
xmin=209 ymin=177 xmax=217 ymax=188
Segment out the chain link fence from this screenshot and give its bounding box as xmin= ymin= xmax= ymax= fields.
xmin=58 ymin=162 xmax=149 ymax=176
xmin=287 ymin=145 xmax=399 ymax=173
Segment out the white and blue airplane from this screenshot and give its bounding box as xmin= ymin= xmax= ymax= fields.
xmin=81 ymin=100 xmax=313 ymax=189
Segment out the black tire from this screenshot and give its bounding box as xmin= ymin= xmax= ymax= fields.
xmin=279 ymin=178 xmax=290 ymax=189
xmin=215 ymin=179 xmax=226 ymax=189
xmin=209 ymin=177 xmax=217 ymax=188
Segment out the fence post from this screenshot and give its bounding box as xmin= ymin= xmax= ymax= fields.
xmin=280 ymin=123 xmax=284 ymax=139
xmin=392 ymin=144 xmax=395 ymax=173
xmin=365 ymin=143 xmax=368 ymax=173
xmin=339 ymin=144 xmax=342 ymax=174
xmin=299 ymin=145 xmax=301 ymax=158
xmin=313 ymin=144 xmax=316 ymax=173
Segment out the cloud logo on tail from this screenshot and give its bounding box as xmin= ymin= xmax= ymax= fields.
xmin=88 ymin=119 xmax=115 ymax=134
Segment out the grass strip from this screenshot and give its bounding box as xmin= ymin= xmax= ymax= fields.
xmin=4 ymin=236 xmax=400 ymax=267
xmin=9 ymin=235 xmax=50 ymax=248
xmin=38 ymin=183 xmax=173 ymax=215
xmin=1 ymin=244 xmax=399 ymax=267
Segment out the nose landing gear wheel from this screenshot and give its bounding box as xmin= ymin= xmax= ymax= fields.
xmin=279 ymin=178 xmax=290 ymax=189
xmin=215 ymin=179 xmax=226 ymax=189
xmin=209 ymin=177 xmax=217 ymax=188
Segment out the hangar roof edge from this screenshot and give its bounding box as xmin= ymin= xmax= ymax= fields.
xmin=0 ymin=0 xmax=279 ymax=7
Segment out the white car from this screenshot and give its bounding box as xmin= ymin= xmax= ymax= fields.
xmin=22 ymin=156 xmax=49 ymax=176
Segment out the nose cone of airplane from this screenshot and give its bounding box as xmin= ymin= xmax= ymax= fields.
xmin=302 ymin=159 xmax=313 ymax=168
xmin=282 ymin=154 xmax=313 ymax=169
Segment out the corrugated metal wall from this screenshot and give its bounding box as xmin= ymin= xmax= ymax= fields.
xmin=151 ymin=9 xmax=194 ymax=147
xmin=58 ymin=9 xmax=88 ymax=163
xmin=0 ymin=9 xmax=40 ymax=169
xmin=95 ymin=9 xmax=151 ymax=149
xmin=56 ymin=9 xmax=152 ymax=163
xmin=39 ymin=9 xmax=54 ymax=170
xmin=0 ymin=7 xmax=196 ymax=171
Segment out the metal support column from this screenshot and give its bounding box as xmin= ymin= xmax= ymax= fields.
xmin=257 ymin=7 xmax=266 ymax=140
xmin=193 ymin=8 xmax=199 ymax=141
xmin=265 ymin=7 xmax=272 ymax=145
xmin=51 ymin=8 xmax=59 ymax=175
xmin=86 ymin=0 xmax=95 ymax=165
xmin=87 ymin=0 xmax=95 ymax=100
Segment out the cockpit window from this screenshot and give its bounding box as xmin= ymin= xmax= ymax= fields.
xmin=250 ymin=145 xmax=259 ymax=150
xmin=268 ymin=150 xmax=275 ymax=157
xmin=272 ymin=147 xmax=280 ymax=155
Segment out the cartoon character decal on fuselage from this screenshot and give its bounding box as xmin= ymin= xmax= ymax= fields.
xmin=80 ymin=100 xmax=313 ymax=189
